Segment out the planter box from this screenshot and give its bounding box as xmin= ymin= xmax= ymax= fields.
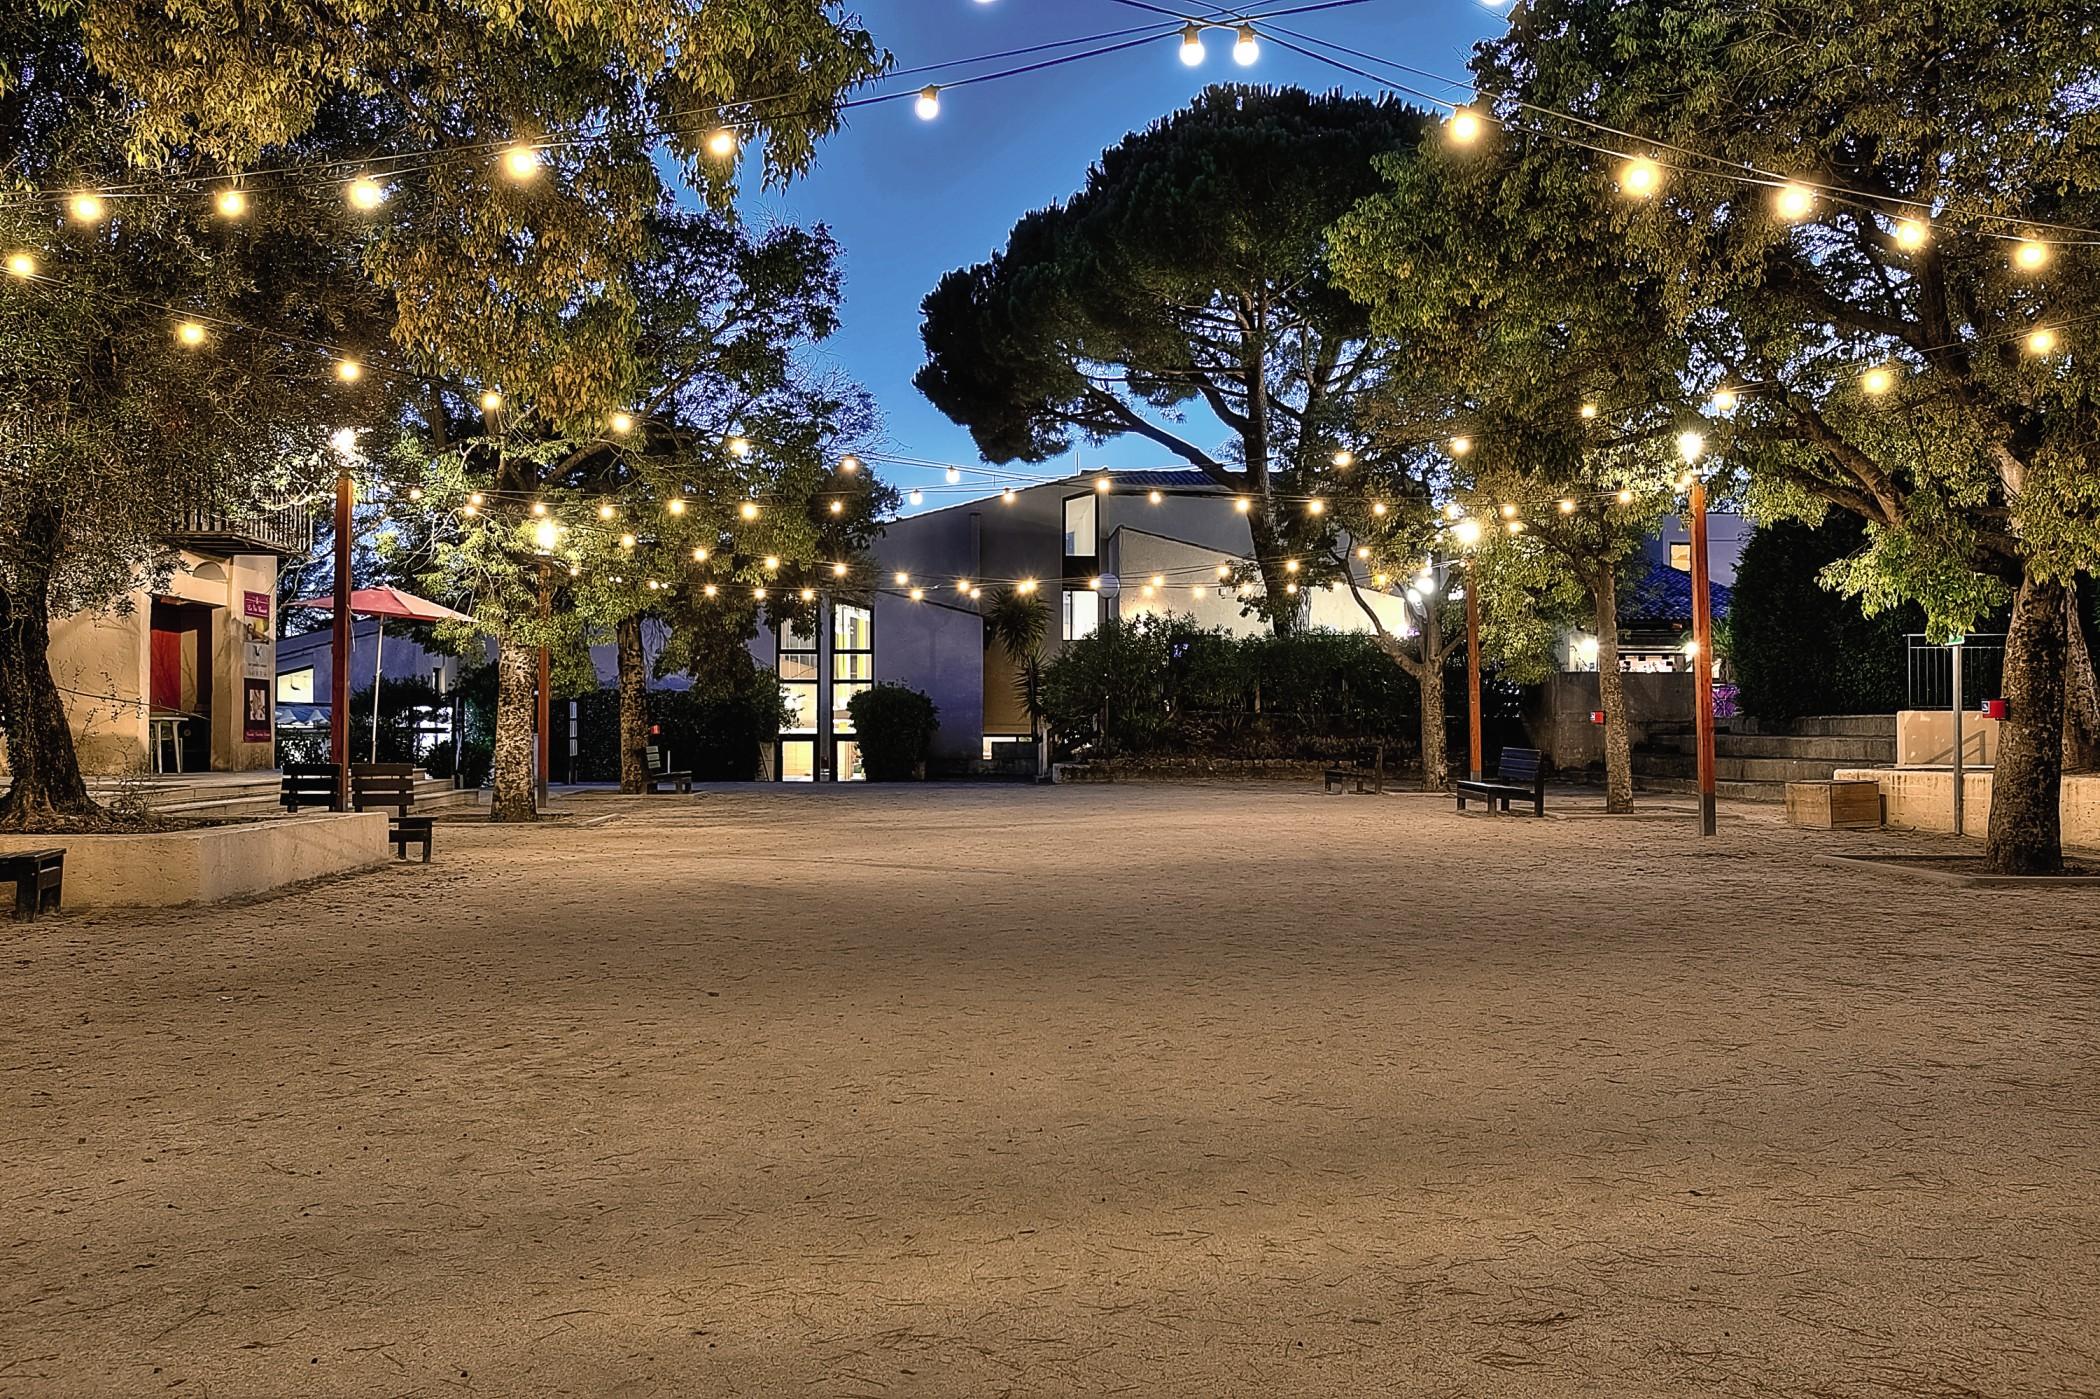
xmin=1785 ymin=780 xmax=1883 ymax=830
xmin=0 ymin=812 xmax=390 ymax=909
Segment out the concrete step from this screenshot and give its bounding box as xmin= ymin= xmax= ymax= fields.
xmin=1646 ymin=733 xmax=1897 ymax=762
xmin=1787 ymin=713 xmax=1897 ymax=738
xmin=1634 ymin=752 xmax=1862 ymax=783
xmin=1637 ymin=776 xmax=1791 ymax=803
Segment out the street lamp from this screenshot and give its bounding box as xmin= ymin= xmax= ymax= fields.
xmin=1681 ymin=429 xmax=1718 ymax=836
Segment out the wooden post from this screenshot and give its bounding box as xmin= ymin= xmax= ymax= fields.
xmin=1689 ymin=480 xmax=1717 ymax=837
xmin=330 ymin=468 xmax=353 ymax=809
xmin=536 ymin=561 xmax=551 ymax=808
xmin=1951 ymin=639 xmax=1965 ymax=837
xmin=1466 ymin=577 xmax=1484 ymax=783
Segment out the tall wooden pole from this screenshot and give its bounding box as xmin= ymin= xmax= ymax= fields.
xmin=1466 ymin=576 xmax=1484 ymax=782
xmin=536 ymin=561 xmax=551 ymax=808
xmin=330 ymin=468 xmax=353 ymax=809
xmin=1689 ymin=481 xmax=1718 ymax=836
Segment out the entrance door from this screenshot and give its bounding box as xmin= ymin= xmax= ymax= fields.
xmin=148 ymin=600 xmax=214 ymax=770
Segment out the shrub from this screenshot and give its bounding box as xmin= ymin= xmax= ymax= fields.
xmin=847 ymin=683 xmax=939 ymax=780
xmin=1730 ymin=515 xmax=1924 ymax=722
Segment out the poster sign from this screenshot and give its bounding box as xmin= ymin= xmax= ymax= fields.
xmin=243 ymin=678 xmax=272 ymax=743
xmin=243 ymin=590 xmax=271 ymax=621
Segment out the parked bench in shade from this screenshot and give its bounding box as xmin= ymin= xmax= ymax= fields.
xmin=645 ymin=745 xmax=693 ymax=795
xmin=1456 ymin=746 xmax=1548 ymax=817
xmin=2 ymin=848 xmax=64 ymax=921
xmin=1322 ymin=744 xmax=1385 ymax=795
xmin=280 ymin=762 xmax=343 ymax=812
xmin=352 ymin=763 xmax=434 ymax=862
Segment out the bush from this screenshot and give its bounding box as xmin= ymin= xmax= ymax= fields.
xmin=1730 ymin=515 xmax=1924 ymax=722
xmin=847 ymin=683 xmax=939 ymax=780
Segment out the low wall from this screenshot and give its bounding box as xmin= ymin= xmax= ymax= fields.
xmin=1895 ymin=709 xmax=2001 ymax=766
xmin=1832 ymin=767 xmax=2100 ymax=848
xmin=1526 ymin=671 xmax=1693 ymax=771
xmin=0 ymin=812 xmax=391 ymax=909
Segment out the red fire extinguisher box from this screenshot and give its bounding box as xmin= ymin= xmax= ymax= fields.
xmin=1590 ymin=710 xmax=1606 ymax=726
xmin=1980 ymin=699 xmax=2007 ymax=720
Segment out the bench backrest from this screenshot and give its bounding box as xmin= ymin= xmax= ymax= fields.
xmin=350 ymin=762 xmax=418 ymax=813
xmin=281 ymin=762 xmax=342 ymax=810
xmin=645 ymin=744 xmax=674 ymax=774
xmin=1495 ymin=746 xmax=1545 ymax=786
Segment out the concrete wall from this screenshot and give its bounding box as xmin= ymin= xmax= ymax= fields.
xmin=0 ymin=811 xmax=390 ymax=908
xmin=1525 ymin=671 xmax=1695 ymax=770
xmin=1896 ymin=709 xmax=2001 ymax=766
xmin=874 ymin=593 xmax=984 ymax=765
xmin=1833 ymin=767 xmax=2100 ymax=849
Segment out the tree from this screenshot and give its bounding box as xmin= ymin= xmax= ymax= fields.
xmin=0 ymin=8 xmax=391 ymax=828
xmin=1730 ymin=516 xmax=1923 ymax=723
xmin=917 ymin=86 xmax=1432 ymax=630
xmin=1443 ymin=0 xmax=2100 ymax=873
xmin=983 ymin=586 xmax=1050 ymax=778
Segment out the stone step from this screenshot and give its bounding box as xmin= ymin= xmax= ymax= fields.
xmin=1786 ymin=713 xmax=1898 ymax=738
xmin=1634 ymin=752 xmax=1862 ymax=784
xmin=1646 ymin=733 xmax=1896 ymax=762
xmin=1637 ymin=776 xmax=1792 ymax=803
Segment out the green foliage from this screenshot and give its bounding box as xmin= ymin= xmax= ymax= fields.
xmin=845 ymin=683 xmax=938 ymax=782
xmin=565 ymin=674 xmax=787 ymax=782
xmin=1037 ymin=616 xmax=1420 ymax=760
xmin=1730 ymin=514 xmax=1926 ymax=722
xmin=917 ymin=86 xmax=1432 ymax=626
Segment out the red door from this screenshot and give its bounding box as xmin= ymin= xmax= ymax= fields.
xmin=149 ymin=626 xmax=184 ymax=712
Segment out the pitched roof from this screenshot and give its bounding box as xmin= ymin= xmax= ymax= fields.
xmin=1619 ymin=560 xmax=1733 ymax=626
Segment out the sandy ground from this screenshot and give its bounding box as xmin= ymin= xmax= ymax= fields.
xmin=2 ymin=782 xmax=2097 ymax=1398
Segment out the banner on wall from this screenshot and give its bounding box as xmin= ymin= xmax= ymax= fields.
xmin=243 ymin=678 xmax=271 ymax=743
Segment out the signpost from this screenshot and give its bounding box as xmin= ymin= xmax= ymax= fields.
xmin=1950 ymin=636 xmax=1965 ymax=837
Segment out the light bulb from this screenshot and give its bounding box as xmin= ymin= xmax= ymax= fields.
xmin=1711 ymin=387 xmax=1739 ymax=412
xmin=800 ymin=588 xmax=815 ymax=602
xmin=67 ymin=191 xmax=107 ymax=224
xmin=833 ymin=562 xmax=848 ymax=577
xmin=704 ymin=584 xmax=719 ymax=598
xmin=1233 ymin=24 xmax=1259 ymax=65
xmin=480 ymin=390 xmax=503 ymax=414
xmin=346 ymin=177 xmax=386 ymax=211
xmin=1019 ymin=579 xmax=1037 ymax=594
xmin=1677 ymin=429 xmax=1706 ymax=463
xmin=1448 ymin=108 xmax=1482 ymax=144
xmin=1148 ymin=489 xmax=1163 ymax=504
xmin=1332 ymin=449 xmax=1355 ymax=468
xmin=1579 ymin=402 xmax=1598 ymax=420
xmin=668 ymin=498 xmax=687 ymax=515
xmin=2014 ymin=238 xmax=2050 ymax=271
xmin=1094 ymin=475 xmax=1111 ymax=493
xmin=2026 ymin=326 xmax=2059 ymax=356
xmin=468 ymin=492 xmax=485 ymax=506
xmin=1449 ymin=436 xmax=1472 ymax=456
xmin=910 ymin=588 xmax=924 ymax=601
xmin=728 ymin=435 xmax=751 ymax=457
xmin=740 ymin=501 xmax=760 ymax=520
xmin=1454 ymin=518 xmax=1483 ymax=547
xmin=894 ymin=571 xmax=910 ymax=585
xmin=1285 ymin=559 xmax=1300 ymax=574
xmin=407 ymin=487 xmax=424 ymax=502
xmin=1893 ymin=218 xmax=1929 ymax=251
xmin=500 ymin=144 xmax=541 ymax=180
xmin=1860 ymin=366 xmax=1895 ymax=395
xmin=1372 ymin=501 xmax=1388 ymax=517
xmin=1445 ymin=503 xmax=1463 ymax=520
xmin=1307 ymin=499 xmax=1325 ymax=515
xmin=1179 ymin=23 xmax=1205 ymax=65
xmin=829 ymin=499 xmax=844 ymax=514
xmin=693 ymin=547 xmax=709 ymax=562
xmin=908 ymin=490 xmax=924 ymax=506
xmin=214 ymin=188 xmax=248 ymax=219
xmin=915 ymin=86 xmax=941 ymax=121
xmin=174 ymin=320 xmax=207 ymax=347
xmin=619 ymin=532 xmax=636 ymax=549
xmin=1774 ymin=182 xmax=1816 ymax=220
xmin=609 ymin=411 xmax=635 ymax=434
xmin=598 ymin=503 xmax=616 ymax=520
xmin=763 ymin=555 xmax=780 ymax=571
xmin=1500 ymin=502 xmax=1519 ymax=519
xmin=1618 ymin=158 xmax=1661 ymax=198
xmin=839 ymin=454 xmax=860 ymax=473
xmin=1003 ymin=489 xmax=1018 ymax=503
xmin=6 ymin=252 xmax=36 ymax=278
xmin=707 ymin=128 xmax=739 ymax=159
xmin=533 ymin=520 xmax=560 ymax=551
xmin=1617 ymin=488 xmax=1634 ymax=504
xmin=1234 ymin=497 xmax=1251 ymax=513
xmin=945 ymin=466 xmax=961 ymax=484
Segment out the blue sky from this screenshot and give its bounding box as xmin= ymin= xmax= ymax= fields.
xmin=740 ymin=0 xmax=1506 ymax=511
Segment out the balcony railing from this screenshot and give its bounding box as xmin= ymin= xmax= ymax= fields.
xmin=167 ymin=498 xmax=316 ymax=557
xmin=1906 ymin=633 xmax=2006 ymax=710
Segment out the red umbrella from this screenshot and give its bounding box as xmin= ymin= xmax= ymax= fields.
xmin=288 ymin=588 xmax=473 ymax=762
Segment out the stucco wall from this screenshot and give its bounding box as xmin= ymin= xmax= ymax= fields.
xmin=0 ymin=811 xmax=390 ymax=907
xmin=1833 ymin=767 xmax=2100 ymax=849
xmin=1896 ymin=709 xmax=2001 ymax=766
xmin=874 ymin=593 xmax=984 ymax=765
xmin=1525 ymin=671 xmax=1695 ymax=770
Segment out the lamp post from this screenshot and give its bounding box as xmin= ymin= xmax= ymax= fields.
xmin=1465 ymin=575 xmax=1484 ymax=783
xmin=329 ymin=463 xmax=354 ymax=809
xmin=1679 ymin=430 xmax=1717 ymax=837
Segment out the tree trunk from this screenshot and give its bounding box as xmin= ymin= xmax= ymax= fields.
xmin=1986 ymin=570 xmax=2066 ymax=875
xmin=617 ymin=614 xmax=649 ymax=794
xmin=1417 ymin=660 xmax=1450 ymax=792
xmin=488 ymin=633 xmax=539 ymax=823
xmin=0 ymin=571 xmax=103 ymax=830
xmin=1592 ymin=570 xmax=1634 ymax=813
xmin=2063 ymin=578 xmax=2100 ymax=774
xmin=1246 ymin=512 xmax=1300 ymax=636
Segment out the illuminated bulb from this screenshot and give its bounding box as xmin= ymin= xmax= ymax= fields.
xmin=480 ymin=390 xmax=503 ymax=414
xmin=1618 ymin=158 xmax=1661 ymax=198
xmin=1445 ymin=503 xmax=1463 ymax=520
xmin=693 ymin=547 xmax=709 ymax=562
xmin=1558 ymin=498 xmax=1576 ymax=514
xmin=5 ymin=252 xmax=34 ymax=278
xmin=2026 ymin=326 xmax=2059 ymax=356
xmin=839 ymin=454 xmax=861 ymax=473
xmin=335 ymin=358 xmax=362 ymax=382
xmin=1375 ymin=574 xmax=1389 ymax=588
xmin=469 ymin=492 xmax=485 ymax=507
xmin=569 ymin=564 xmax=580 ymax=578
xmin=531 ymin=501 xmax=548 ymax=516
xmin=1285 ymin=559 xmax=1300 ymax=574
xmin=800 ymin=588 xmax=816 ymax=602
xmin=1141 ymin=585 xmax=1155 ymax=599
xmin=1307 ymin=499 xmax=1325 ymax=515
xmin=728 ymin=436 xmax=751 ymax=457
xmin=894 ymin=572 xmax=911 ymax=586
xmin=910 ymin=588 xmax=925 ymax=601
xmin=669 ymin=498 xmax=688 ymax=515
xmin=1233 ymin=24 xmax=1259 ymax=65
xmin=1356 ymin=546 xmax=1371 ymax=559
xmin=1333 ymin=449 xmax=1355 ymax=468
xmin=67 ymin=191 xmax=107 ymax=223
xmin=1193 ymin=586 xmax=1204 ymax=599
xmin=1774 ymin=182 xmax=1816 ymax=220
xmin=739 ymin=501 xmax=759 ymax=520
xmin=1179 ymin=22 xmax=1205 ymax=65
xmin=500 ymin=144 xmax=541 ymax=180
xmin=619 ymin=532 xmax=637 ymax=549
xmin=1094 ymin=474 xmax=1111 ymax=493
xmin=214 ymin=188 xmax=248 ymax=219
xmin=598 ymin=503 xmax=616 ymax=520
xmin=1579 ymin=402 xmax=1598 ymax=420
xmin=1150 ymin=574 xmax=1165 ymax=587
xmin=1088 ymin=576 xmax=1102 ymax=591
xmin=1500 ymin=503 xmax=1519 ymax=519
xmin=908 ymin=490 xmax=924 ymax=506
xmin=1216 ymin=565 xmax=1231 ymax=578
xmin=944 ymin=466 xmax=960 ymax=484
xmin=1506 ymin=520 xmax=1525 ymax=534
xmin=1677 ymin=429 xmax=1706 ymax=462
xmin=1893 ymin=218 xmax=1929 ymax=251
xmin=957 ymin=578 xmax=971 ymax=592
xmin=704 ymin=584 xmax=718 ymax=599
xmin=609 ymin=411 xmax=635 ymax=435
xmin=346 ymin=177 xmax=386 ymax=211
xmin=408 ymin=487 xmax=424 ymax=502
xmin=829 ymin=500 xmax=843 ymax=514
xmin=1454 ymin=518 xmax=1483 ymax=547
xmin=1286 ymin=582 xmax=1299 ymax=595
xmin=833 ymin=562 xmax=848 ymax=578
xmin=648 ymin=580 xmax=661 ymax=592
xmin=462 ymin=504 xmax=478 ymax=517
xmin=763 ymin=555 xmax=780 ymax=571
xmin=1149 ymin=489 xmax=1163 ymax=504
xmin=533 ymin=520 xmax=560 ymax=551
xmin=1449 ymin=436 xmax=1472 ymax=456
xmin=1676 ymin=472 xmax=1695 ymax=490
xmin=1448 ymin=108 xmax=1483 ymax=144
xmin=1617 ymin=488 xmax=1634 ymax=504
xmin=1003 ymin=489 xmax=1018 ymax=504
xmin=1861 ymin=366 xmax=1895 ymax=395
xmin=1711 ymin=387 xmax=1739 ymax=412
xmin=2013 ymin=238 xmax=2050 ymax=271
xmin=1234 ymin=497 xmax=1251 ymax=513
xmin=707 ymin=128 xmax=739 ymax=159
xmin=753 ymin=587 xmax=766 ymax=601
xmin=915 ymin=86 xmax=941 ymax=121
xmin=1372 ymin=502 xmax=1388 ymax=517
xmin=174 ymin=320 xmax=207 ymax=347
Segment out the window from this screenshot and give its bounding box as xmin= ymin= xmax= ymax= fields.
xmin=779 ymin=619 xmax=818 ymax=734
xmin=276 ymin=668 xmax=314 ymax=703
xmin=1062 ymin=587 xmax=1100 ymax=641
xmin=833 ymin=604 xmax=873 ymax=735
xmin=1669 ymin=542 xmax=1692 ymax=573
xmin=1063 ymin=493 xmax=1097 ymax=560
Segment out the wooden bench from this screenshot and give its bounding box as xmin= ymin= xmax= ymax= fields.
xmin=645 ymin=745 xmax=693 ymax=795
xmin=1456 ymin=746 xmax=1548 ymax=817
xmin=280 ymin=762 xmax=343 ymax=812
xmin=351 ymin=762 xmax=434 ymax=862
xmin=1322 ymin=743 xmax=1386 ymax=795
xmin=2 ymin=848 xmax=64 ymax=922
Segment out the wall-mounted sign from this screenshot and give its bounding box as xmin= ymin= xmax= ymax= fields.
xmin=243 ymin=678 xmax=272 ymax=742
xmin=243 ymin=590 xmax=271 ymax=620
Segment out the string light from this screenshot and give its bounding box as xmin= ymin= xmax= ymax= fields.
xmin=4 ymin=252 xmax=33 ymax=278
xmin=1371 ymin=501 xmax=1388 ymax=516
xmin=1449 ymin=436 xmax=1472 ymax=456
xmin=707 ymin=128 xmax=739 ymax=159
xmin=530 ymin=500 xmax=548 ymax=516
xmin=1148 ymin=489 xmax=1163 ymax=504
xmin=1088 ymin=576 xmax=1102 ymax=590
xmin=1356 ymin=545 xmax=1371 ymax=559
xmin=174 ymin=320 xmax=207 ymax=347
xmin=833 ymin=562 xmax=849 ymax=577
xmin=619 ymin=532 xmax=637 ymax=549
xmin=908 ymin=490 xmax=924 ymax=506
xmin=729 ymin=435 xmax=751 ymax=457
xmin=1617 ymin=487 xmax=1634 ymax=504
xmin=829 ymin=499 xmax=844 ymax=514
xmin=346 ymin=177 xmax=386 ymax=211
xmin=1579 ymin=402 xmax=1598 ymax=420
xmin=1234 ymin=497 xmax=1251 ymax=513
xmin=839 ymin=454 xmax=861 ymax=473
xmin=534 ymin=520 xmax=561 ymax=550
xmin=668 ymin=498 xmax=688 ymax=515
xmin=1150 ymin=573 xmax=1165 ymax=587
xmin=704 ymin=583 xmax=719 ymax=598
xmin=214 ymin=188 xmax=248 ymax=219
xmin=1893 ymin=218 xmax=1930 ymax=251
xmin=67 ymin=191 xmax=107 ymax=223
xmin=2026 ymin=326 xmax=2059 ymax=355
xmin=1284 ymin=559 xmax=1300 ymax=574
xmin=915 ymin=86 xmax=942 ymax=120
xmin=1448 ymin=107 xmax=1483 ymax=144
xmin=1306 ymin=498 xmax=1325 ymax=514
xmin=469 ymin=492 xmax=486 ymax=507
xmin=1558 ymin=498 xmax=1577 ymax=514
xmin=946 ymin=466 xmax=962 ymax=484
xmin=1216 ymin=564 xmax=1231 ymax=578
xmin=334 ymin=358 xmax=362 ymax=382
xmin=693 ymin=546 xmax=709 ymax=562
xmin=609 ymin=411 xmax=635 ymax=434
xmin=800 ymin=587 xmax=816 ymax=601
xmin=1618 ymin=158 xmax=1661 ymax=197
xmin=1332 ymin=449 xmax=1355 ymax=468
xmin=1233 ymin=24 xmax=1260 ymax=65
xmin=1860 ymin=365 xmax=1896 ymax=395
xmin=1093 ymin=474 xmax=1112 ymax=494
xmin=909 ymin=587 xmax=925 ymax=601
xmin=407 ymin=486 xmax=424 ymax=502
xmin=740 ymin=501 xmax=760 ymax=520
xmin=480 ymin=390 xmax=503 ymax=414
xmin=1003 ymin=488 xmax=1018 ymax=504
xmin=1444 ymin=503 xmax=1464 ymax=520
xmin=1774 ymin=182 xmax=1816 ymax=220
xmin=1500 ymin=502 xmax=1519 ymax=519
xmin=1677 ymin=430 xmax=1706 ymax=462
xmin=764 ymin=555 xmax=781 ymax=571
xmin=2014 ymin=238 xmax=2051 ymax=271
xmin=1285 ymin=582 xmax=1299 ymax=595
xmin=957 ymin=578 xmax=972 ymax=592
xmin=754 ymin=587 xmax=766 ymax=601
xmin=1454 ymin=518 xmax=1483 ymax=547
xmin=894 ymin=571 xmax=911 ymax=585
xmin=1711 ymin=387 xmax=1739 ymax=412
xmin=598 ymin=502 xmax=616 ymax=520
xmin=500 ymin=144 xmax=541 ymax=180
xmin=1506 ymin=520 xmax=1526 ymax=534
xmin=1179 ymin=22 xmax=1205 ymax=65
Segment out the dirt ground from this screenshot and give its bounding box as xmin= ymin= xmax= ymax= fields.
xmin=3 ymin=783 xmax=2097 ymax=1398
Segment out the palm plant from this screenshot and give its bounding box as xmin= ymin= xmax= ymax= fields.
xmin=982 ymin=587 xmax=1050 ymax=778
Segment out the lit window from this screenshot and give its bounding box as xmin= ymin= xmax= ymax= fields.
xmin=1063 ymin=493 xmax=1097 ymax=559
xmin=1062 ymin=587 xmax=1100 ymax=641
xmin=276 ymin=668 xmax=314 ymax=703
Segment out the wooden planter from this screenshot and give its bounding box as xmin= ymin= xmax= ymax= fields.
xmin=1786 ymin=779 xmax=1883 ymax=830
